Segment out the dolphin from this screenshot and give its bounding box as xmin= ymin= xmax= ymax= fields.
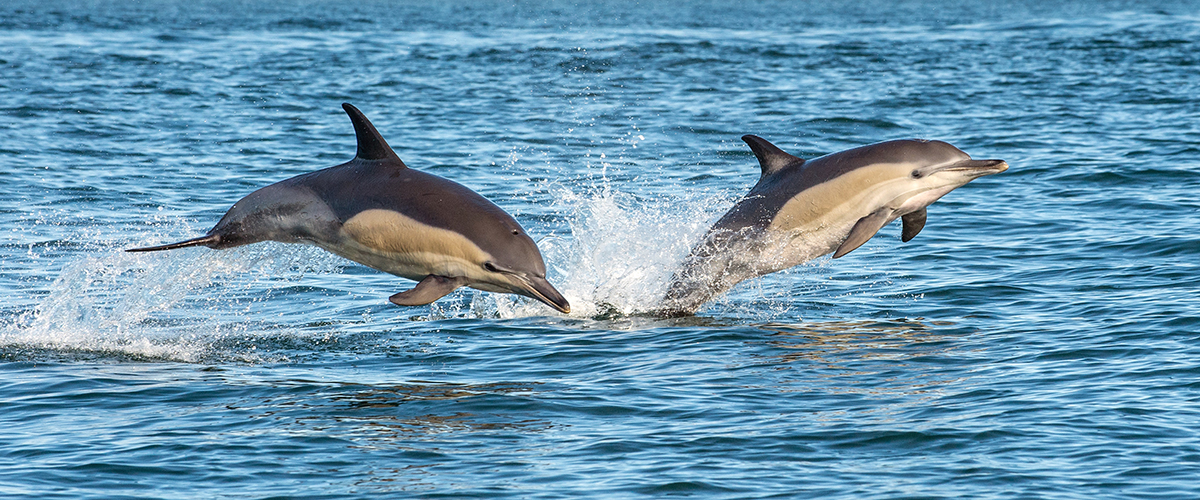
xmin=661 ymin=135 xmax=1007 ymax=315
xmin=128 ymin=103 xmax=570 ymax=314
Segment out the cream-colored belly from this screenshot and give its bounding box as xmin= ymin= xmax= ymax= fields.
xmin=765 ymin=167 xmax=920 ymax=266
xmin=313 ymin=208 xmax=495 ymax=283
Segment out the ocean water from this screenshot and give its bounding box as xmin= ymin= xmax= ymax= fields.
xmin=2 ymin=0 xmax=1199 ymax=498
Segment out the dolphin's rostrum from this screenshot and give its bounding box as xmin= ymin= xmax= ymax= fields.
xmin=662 ymin=135 xmax=1007 ymax=315
xmin=128 ymin=103 xmax=570 ymax=314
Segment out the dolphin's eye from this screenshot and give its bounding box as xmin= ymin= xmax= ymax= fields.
xmin=511 ymin=229 xmax=520 ymax=235
xmin=911 ymin=170 xmax=922 ymax=178
xmin=484 ymin=262 xmax=500 ymax=272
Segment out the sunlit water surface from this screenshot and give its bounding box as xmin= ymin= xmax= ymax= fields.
xmin=2 ymin=1 xmax=1199 ymax=498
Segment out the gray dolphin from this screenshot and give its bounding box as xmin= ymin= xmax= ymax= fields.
xmin=662 ymin=135 xmax=1007 ymax=315
xmin=128 ymin=103 xmax=570 ymax=314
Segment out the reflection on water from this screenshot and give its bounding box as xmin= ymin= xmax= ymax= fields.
xmin=756 ymin=319 xmax=973 ymax=421
xmin=236 ymin=379 xmax=555 ymax=439
xmin=340 ymin=380 xmax=541 ymax=406
xmin=216 ymin=379 xmax=559 ymax=493
xmin=761 ymin=318 xmax=956 ymax=358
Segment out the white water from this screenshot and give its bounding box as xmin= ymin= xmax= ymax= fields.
xmin=480 ymin=185 xmax=734 ymax=319
xmin=0 ymin=233 xmax=346 ymax=362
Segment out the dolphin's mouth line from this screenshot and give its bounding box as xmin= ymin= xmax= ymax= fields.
xmin=941 ymin=159 xmax=1009 ymax=175
xmin=512 ymin=274 xmax=571 ymax=314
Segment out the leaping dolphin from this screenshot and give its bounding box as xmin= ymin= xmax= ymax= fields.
xmin=662 ymin=135 xmax=1007 ymax=315
xmin=128 ymin=103 xmax=570 ymax=314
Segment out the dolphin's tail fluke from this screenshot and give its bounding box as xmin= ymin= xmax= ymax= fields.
xmin=126 ymin=234 xmax=220 ymax=253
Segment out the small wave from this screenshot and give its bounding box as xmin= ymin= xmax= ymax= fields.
xmin=270 ymin=18 xmax=345 ymax=30
xmin=802 ymin=116 xmax=905 ymax=130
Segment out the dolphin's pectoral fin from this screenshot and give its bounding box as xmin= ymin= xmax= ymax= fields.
xmin=389 ymin=275 xmax=467 ymax=306
xmin=901 ymin=208 xmax=927 ymax=243
xmin=833 ymin=209 xmax=892 ymax=259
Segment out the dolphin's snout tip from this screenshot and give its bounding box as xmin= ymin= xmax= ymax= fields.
xmin=525 ymin=276 xmax=571 ymax=314
xmin=546 ymin=291 xmax=571 ymax=315
xmin=124 ymin=234 xmax=221 ymax=253
xmin=545 ymin=296 xmax=571 ymax=315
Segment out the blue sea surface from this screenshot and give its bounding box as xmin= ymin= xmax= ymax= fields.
xmin=2 ymin=0 xmax=1200 ymax=498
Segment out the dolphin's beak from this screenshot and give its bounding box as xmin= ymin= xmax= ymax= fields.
xmin=518 ymin=275 xmax=571 ymax=314
xmin=945 ymin=159 xmax=1008 ymax=176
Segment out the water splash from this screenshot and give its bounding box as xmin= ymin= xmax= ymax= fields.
xmin=0 ymin=240 xmax=347 ymax=363
xmin=466 ymin=184 xmax=736 ymax=319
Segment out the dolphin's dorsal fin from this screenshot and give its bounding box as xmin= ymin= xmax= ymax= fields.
xmin=342 ymin=103 xmax=403 ymax=163
xmin=742 ymin=135 xmax=804 ymax=179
